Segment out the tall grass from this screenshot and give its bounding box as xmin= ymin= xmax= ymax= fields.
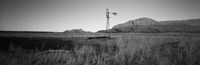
xmin=1 ymin=35 xmax=200 ymax=65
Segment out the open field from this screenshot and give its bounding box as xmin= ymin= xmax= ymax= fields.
xmin=1 ymin=32 xmax=200 ymax=65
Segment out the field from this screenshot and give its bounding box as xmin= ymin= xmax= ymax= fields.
xmin=1 ymin=32 xmax=200 ymax=65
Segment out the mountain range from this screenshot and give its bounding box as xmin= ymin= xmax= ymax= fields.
xmin=98 ymin=17 xmax=200 ymax=33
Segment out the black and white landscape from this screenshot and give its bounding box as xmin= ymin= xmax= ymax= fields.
xmin=1 ymin=17 xmax=200 ymax=65
xmin=1 ymin=0 xmax=200 ymax=65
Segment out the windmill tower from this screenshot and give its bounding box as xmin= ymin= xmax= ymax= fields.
xmin=106 ymin=8 xmax=117 ymax=30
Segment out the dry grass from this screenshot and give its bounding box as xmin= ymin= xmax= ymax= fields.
xmin=1 ymin=33 xmax=200 ymax=65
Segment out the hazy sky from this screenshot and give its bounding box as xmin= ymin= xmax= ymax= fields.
xmin=1 ymin=0 xmax=200 ymax=32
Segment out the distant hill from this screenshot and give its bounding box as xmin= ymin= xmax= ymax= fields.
xmin=0 ymin=31 xmax=58 ymax=33
xmin=98 ymin=17 xmax=200 ymax=33
xmin=64 ymin=29 xmax=91 ymax=33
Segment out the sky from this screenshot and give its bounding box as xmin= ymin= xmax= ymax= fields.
xmin=1 ymin=0 xmax=200 ymax=32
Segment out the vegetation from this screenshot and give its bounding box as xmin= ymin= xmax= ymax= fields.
xmin=1 ymin=33 xmax=200 ymax=65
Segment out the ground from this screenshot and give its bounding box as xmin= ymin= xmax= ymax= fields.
xmin=1 ymin=32 xmax=200 ymax=65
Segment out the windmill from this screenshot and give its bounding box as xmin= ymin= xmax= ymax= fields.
xmin=106 ymin=8 xmax=117 ymax=30
xmin=87 ymin=8 xmax=117 ymax=39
